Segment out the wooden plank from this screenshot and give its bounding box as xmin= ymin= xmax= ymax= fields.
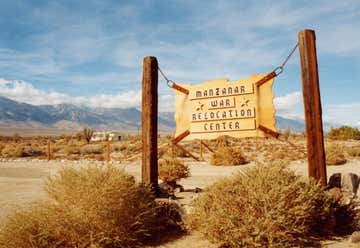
xmin=175 ymin=143 xmax=199 ymax=161
xmin=173 ymin=83 xmax=189 ymax=95
xmin=258 ymin=125 xmax=280 ymax=139
xmin=255 ymin=71 xmax=276 ymax=87
xmin=172 ymin=130 xmax=190 ymax=144
xmin=141 ymin=56 xmax=159 ymax=190
xmin=298 ymin=29 xmax=327 ymax=186
xmin=201 ymin=140 xmax=215 ymax=153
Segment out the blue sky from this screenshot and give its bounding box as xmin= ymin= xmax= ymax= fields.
xmin=0 ymin=0 xmax=359 ymax=126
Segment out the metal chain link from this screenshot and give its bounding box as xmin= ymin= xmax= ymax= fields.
xmin=158 ymin=66 xmax=175 ymax=88
xmin=273 ymin=43 xmax=299 ymax=76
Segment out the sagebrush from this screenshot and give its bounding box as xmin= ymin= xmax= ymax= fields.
xmin=158 ymin=156 xmax=190 ymax=182
xmin=326 ymin=144 xmax=347 ymax=165
xmin=211 ymin=145 xmax=248 ymax=166
xmin=0 ymin=165 xmax=179 ymax=248
xmin=186 ymin=162 xmax=356 ymax=247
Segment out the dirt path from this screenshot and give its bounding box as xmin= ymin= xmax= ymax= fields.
xmin=1 ymin=159 xmax=359 ymax=247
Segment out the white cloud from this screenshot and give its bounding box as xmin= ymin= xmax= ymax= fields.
xmin=274 ymin=91 xmax=303 ymax=113
xmin=323 ymin=102 xmax=360 ymax=127
xmin=0 ymin=78 xmax=141 ymax=109
xmin=273 ymin=91 xmax=360 ymax=127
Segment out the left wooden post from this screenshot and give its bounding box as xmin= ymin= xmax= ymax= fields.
xmin=142 ymin=56 xmax=158 ymax=191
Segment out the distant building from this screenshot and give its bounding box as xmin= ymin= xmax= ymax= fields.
xmin=91 ymin=131 xmax=122 ymax=141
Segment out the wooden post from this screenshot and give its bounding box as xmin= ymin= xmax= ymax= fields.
xmin=298 ymin=29 xmax=327 ymax=186
xmin=105 ymin=141 xmax=110 ymax=162
xmin=46 ymin=140 xmax=51 ymax=161
xmin=142 ymin=56 xmax=159 ymax=191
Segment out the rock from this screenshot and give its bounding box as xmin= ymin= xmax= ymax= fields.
xmin=342 ymin=173 xmax=359 ymax=195
xmin=328 ymin=173 xmax=360 ymax=205
xmin=328 ymin=173 xmax=359 ymax=196
xmin=194 ymin=187 xmax=203 ymax=193
xmin=328 ymin=173 xmax=341 ymax=189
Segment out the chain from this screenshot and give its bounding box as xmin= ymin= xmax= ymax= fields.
xmin=158 ymin=66 xmax=175 ymax=89
xmin=273 ymin=43 xmax=299 ymax=76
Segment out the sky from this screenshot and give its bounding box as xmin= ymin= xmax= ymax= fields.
xmin=0 ymin=0 xmax=359 ymax=127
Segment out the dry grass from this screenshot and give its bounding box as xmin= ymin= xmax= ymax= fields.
xmin=186 ymin=162 xmax=356 ymax=247
xmin=80 ymin=144 xmax=104 ymax=155
xmin=211 ymin=146 xmax=248 ymax=166
xmin=326 ymin=144 xmax=347 ymax=165
xmin=158 ymin=156 xmax=190 ymax=183
xmin=0 ymin=133 xmax=357 ymax=164
xmin=0 ymin=143 xmax=45 ymax=158
xmin=0 ymin=165 xmax=181 ymax=248
xmin=347 ymin=146 xmax=360 ymax=157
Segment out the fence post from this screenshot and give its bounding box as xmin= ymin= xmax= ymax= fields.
xmin=298 ymin=29 xmax=327 ymax=186
xmin=141 ymin=56 xmax=159 ymax=191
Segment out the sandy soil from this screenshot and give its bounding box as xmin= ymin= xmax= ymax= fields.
xmin=1 ymin=158 xmax=360 ymax=247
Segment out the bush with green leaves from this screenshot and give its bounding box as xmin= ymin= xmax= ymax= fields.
xmin=0 ymin=165 xmax=177 ymax=248
xmin=186 ymin=162 xmax=356 ymax=247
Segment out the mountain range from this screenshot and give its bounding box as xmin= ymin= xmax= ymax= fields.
xmin=0 ymin=95 xmax=335 ymax=136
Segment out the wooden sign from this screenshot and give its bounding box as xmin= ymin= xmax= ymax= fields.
xmin=174 ymin=74 xmax=276 ymax=140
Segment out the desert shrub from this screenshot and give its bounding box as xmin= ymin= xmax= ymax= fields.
xmin=186 ymin=162 xmax=348 ymax=247
xmin=13 ymin=144 xmax=25 ymax=157
xmin=1 ymin=144 xmax=14 ymax=157
xmin=211 ymin=146 xmax=248 ymax=166
xmin=271 ymin=151 xmax=287 ymax=160
xmin=327 ymin=126 xmax=360 ymax=140
xmin=65 ymin=145 xmax=81 ymax=155
xmin=80 ymin=144 xmax=103 ymax=155
xmin=121 ymin=142 xmax=142 ymax=157
xmin=158 ymin=156 xmax=190 ymax=183
xmin=112 ymin=143 xmax=127 ymax=152
xmin=0 ymin=144 xmax=28 ymax=157
xmin=17 ymin=145 xmax=45 ymax=157
xmin=55 ymin=138 xmax=69 ymax=146
xmin=326 ymin=144 xmax=347 ymax=165
xmin=0 ymin=165 xmax=178 ymax=248
xmin=0 ymin=143 xmax=6 ymax=154
xmin=347 ymin=146 xmax=360 ymax=157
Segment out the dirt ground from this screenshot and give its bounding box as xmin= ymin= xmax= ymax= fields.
xmin=1 ymin=158 xmax=360 ymax=247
